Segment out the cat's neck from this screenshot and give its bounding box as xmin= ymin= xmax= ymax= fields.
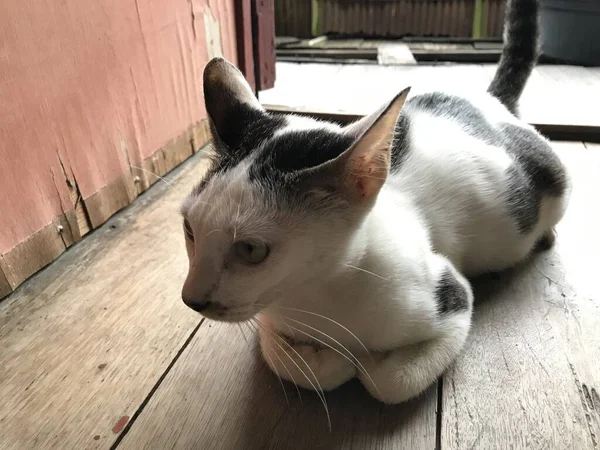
xmin=263 ymin=190 xmax=437 ymax=349
xmin=273 ymin=188 xmax=431 ymax=312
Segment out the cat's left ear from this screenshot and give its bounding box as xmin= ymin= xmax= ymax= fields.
xmin=340 ymin=87 xmax=410 ymax=199
xmin=203 ymin=57 xmax=264 ymax=149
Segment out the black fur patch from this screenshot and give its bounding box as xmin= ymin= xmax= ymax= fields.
xmin=192 ymin=110 xmax=286 ymax=195
xmin=242 ymin=127 xmax=355 ymax=211
xmin=404 ymin=93 xmax=498 ymax=144
xmin=533 ymin=231 xmax=555 ymax=253
xmin=251 ymin=128 xmax=354 ymax=177
xmin=435 ymin=269 xmax=469 ymax=315
xmin=390 ymin=113 xmax=411 ymax=172
xmin=408 ymin=92 xmax=489 ymax=126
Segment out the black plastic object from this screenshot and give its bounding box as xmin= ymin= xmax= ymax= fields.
xmin=540 ymin=0 xmax=600 ymax=66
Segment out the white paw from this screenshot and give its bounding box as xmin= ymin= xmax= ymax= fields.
xmin=294 ymin=345 xmax=357 ymax=391
xmin=357 ymin=353 xmax=433 ymax=404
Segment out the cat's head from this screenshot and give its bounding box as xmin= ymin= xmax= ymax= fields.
xmin=180 ymin=57 xmax=408 ymax=322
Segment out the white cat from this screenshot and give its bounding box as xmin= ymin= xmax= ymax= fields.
xmin=180 ymin=0 xmax=570 ymax=404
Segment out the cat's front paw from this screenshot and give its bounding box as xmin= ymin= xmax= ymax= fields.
xmin=357 ymin=356 xmax=430 ymax=404
xmin=293 ymin=345 xmax=357 ymax=391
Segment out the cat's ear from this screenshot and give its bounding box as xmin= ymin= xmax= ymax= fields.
xmin=203 ymin=57 xmax=264 ymax=148
xmin=339 ymin=87 xmax=410 ymax=199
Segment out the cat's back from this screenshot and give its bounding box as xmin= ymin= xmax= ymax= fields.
xmin=387 ymin=89 xmax=569 ymax=274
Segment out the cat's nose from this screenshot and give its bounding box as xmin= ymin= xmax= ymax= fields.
xmin=182 ymin=296 xmax=212 ymax=313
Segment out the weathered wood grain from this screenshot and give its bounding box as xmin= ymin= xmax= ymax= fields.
xmin=117 ymin=320 xmax=437 ymax=450
xmin=260 ymin=62 xmax=491 ymax=115
xmin=487 ymin=65 xmax=600 ymax=128
xmin=442 ymin=142 xmax=600 ymax=450
xmin=260 ymin=62 xmax=600 ymax=130
xmin=0 ymin=150 xmax=211 ymax=450
xmin=0 ymin=261 xmax=12 ymax=298
xmin=0 ymin=121 xmax=211 ymax=300
xmin=0 ymin=214 xmax=79 ymax=290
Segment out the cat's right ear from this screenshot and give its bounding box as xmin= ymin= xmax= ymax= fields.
xmin=203 ymin=58 xmax=264 ymax=149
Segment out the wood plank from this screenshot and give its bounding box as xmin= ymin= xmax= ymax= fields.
xmin=234 ymin=0 xmax=256 ymax=91
xmin=377 ymin=43 xmax=417 ymax=65
xmin=263 ymin=105 xmax=600 ymax=143
xmin=259 ymin=62 xmax=600 ymax=131
xmin=442 ymin=142 xmax=600 ymax=449
xmin=260 ymin=62 xmax=493 ymax=115
xmin=0 ymin=214 xmax=78 ymax=290
xmin=0 ymin=150 xmax=212 ymax=450
xmin=253 ymin=0 xmax=277 ymax=90
xmin=0 ymin=262 xmax=12 ymax=298
xmin=83 ymin=172 xmax=138 ymax=229
xmin=117 ymin=323 xmax=438 ymax=449
xmin=483 ymin=65 xmax=600 ymax=128
xmin=277 ymin=48 xmax=379 ymax=61
xmin=0 ymin=120 xmax=210 ymax=301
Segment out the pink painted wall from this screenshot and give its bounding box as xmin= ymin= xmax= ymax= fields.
xmin=0 ymin=0 xmax=237 ymax=254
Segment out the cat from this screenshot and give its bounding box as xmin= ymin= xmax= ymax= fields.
xmin=180 ymin=0 xmax=570 ymax=405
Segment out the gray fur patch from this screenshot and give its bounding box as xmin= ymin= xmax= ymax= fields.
xmin=505 ymin=165 xmax=540 ymax=233
xmin=501 ymin=123 xmax=567 ymax=196
xmin=533 ymin=230 xmax=556 ymax=253
xmin=435 ymin=269 xmax=469 ymax=315
xmin=391 ymin=93 xmax=499 ymax=174
xmin=501 ymin=123 xmax=568 ymax=232
xmin=404 ymin=92 xmax=498 ymax=144
xmin=401 ymin=92 xmax=567 ymax=234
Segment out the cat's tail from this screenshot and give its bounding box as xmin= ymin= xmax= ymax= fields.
xmin=487 ymin=0 xmax=539 ymax=115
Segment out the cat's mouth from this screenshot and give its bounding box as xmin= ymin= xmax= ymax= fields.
xmin=184 ymin=300 xmax=259 ymax=323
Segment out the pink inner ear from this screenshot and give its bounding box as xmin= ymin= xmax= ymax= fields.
xmin=350 ymin=149 xmax=390 ymax=199
xmin=343 ymin=88 xmax=409 ymax=200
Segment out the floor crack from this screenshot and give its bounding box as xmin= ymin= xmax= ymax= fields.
xmin=109 ymin=319 xmax=204 ymax=449
xmin=436 ymin=376 xmax=443 ymax=450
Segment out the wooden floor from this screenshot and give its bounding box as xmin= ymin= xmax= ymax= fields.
xmin=259 ymin=62 xmax=600 ymax=131
xmin=2 ymin=127 xmax=600 ymax=446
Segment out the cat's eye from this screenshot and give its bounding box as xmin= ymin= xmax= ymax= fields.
xmin=234 ymin=241 xmax=269 ymax=264
xmin=183 ymin=219 xmax=194 ymax=242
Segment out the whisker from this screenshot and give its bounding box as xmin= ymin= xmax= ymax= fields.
xmin=271 ymin=313 xmax=297 ymax=340
xmin=233 ymin=188 xmax=243 ymax=241
xmin=260 ymin=305 xmax=372 ymax=358
xmin=266 ymin=313 xmax=380 ymax=397
xmin=259 ymin=346 xmax=290 ymax=406
xmin=237 ymin=323 xmax=250 ymax=346
xmin=249 ymin=319 xmax=302 ymax=404
xmin=344 ymin=264 xmax=389 ymax=281
xmin=244 ymin=321 xmax=289 ymax=405
xmin=253 ymin=318 xmax=331 ymax=431
xmin=205 ymin=228 xmax=223 ymax=237
xmin=131 ymin=165 xmax=214 ymax=208
xmin=131 ymin=165 xmax=178 ymax=193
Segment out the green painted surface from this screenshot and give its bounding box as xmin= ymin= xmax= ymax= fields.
xmin=311 ymin=0 xmax=321 ymax=37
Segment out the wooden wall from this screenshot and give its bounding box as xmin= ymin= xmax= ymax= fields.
xmin=0 ymin=0 xmax=239 ymax=298
xmin=275 ymin=0 xmax=506 ymax=39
